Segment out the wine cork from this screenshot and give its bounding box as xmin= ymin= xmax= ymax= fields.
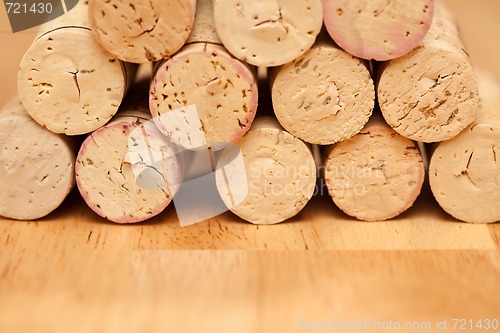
xmin=376 ymin=1 xmax=478 ymax=143
xmin=76 ymin=85 xmax=182 ymax=224
xmin=18 ymin=1 xmax=136 ymax=136
xmin=323 ymin=0 xmax=434 ymax=61
xmin=215 ymin=116 xmax=317 ymax=224
xmin=324 ymin=113 xmax=425 ymax=221
xmin=0 ymin=99 xmax=76 ymax=220
xmin=271 ymin=34 xmax=375 ymax=145
xmin=185 ymin=0 xmax=221 ymax=45
xmin=88 ymin=0 xmax=196 ymax=63
xmin=213 ymin=0 xmax=323 ymax=67
xmin=150 ymin=0 xmax=258 ymax=152
xmin=429 ymin=71 xmax=500 ymax=223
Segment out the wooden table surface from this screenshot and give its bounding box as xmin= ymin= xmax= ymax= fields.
xmin=1 ymin=1 xmax=499 ymax=333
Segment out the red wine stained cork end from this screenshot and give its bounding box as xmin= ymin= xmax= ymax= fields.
xmin=323 ymin=0 xmax=434 ymax=61
xmin=430 ymin=125 xmax=500 ymax=223
xmin=213 ymin=0 xmax=323 ymax=67
xmin=0 ymin=101 xmax=75 ymax=220
xmin=76 ymin=117 xmax=181 ymax=223
xmin=325 ymin=121 xmax=424 ymax=221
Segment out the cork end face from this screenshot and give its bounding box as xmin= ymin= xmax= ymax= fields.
xmin=150 ymin=43 xmax=258 ymax=152
xmin=76 ymin=119 xmax=180 ymax=224
xmin=18 ymin=27 xmax=126 ymax=136
xmin=323 ymin=0 xmax=434 ymax=61
xmin=88 ymin=0 xmax=196 ymax=63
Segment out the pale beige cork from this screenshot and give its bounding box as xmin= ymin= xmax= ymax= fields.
xmin=377 ymin=1 xmax=478 ymax=143
xmin=18 ymin=1 xmax=137 ymax=136
xmin=0 ymin=99 xmax=76 ymax=220
xmin=215 ymin=116 xmax=317 ymax=225
xmin=323 ymin=0 xmax=434 ymax=61
xmin=213 ymin=0 xmax=323 ymax=67
xmin=88 ymin=0 xmax=196 ymax=63
xmin=271 ymin=34 xmax=375 ymax=145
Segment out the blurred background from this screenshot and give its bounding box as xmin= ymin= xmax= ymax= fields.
xmin=1 ymin=0 xmax=500 ymax=106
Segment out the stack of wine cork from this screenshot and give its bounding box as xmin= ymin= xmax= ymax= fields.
xmin=1 ymin=0 xmax=497 ymax=225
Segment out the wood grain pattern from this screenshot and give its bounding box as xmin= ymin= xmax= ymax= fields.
xmin=0 ymin=188 xmax=499 ymax=333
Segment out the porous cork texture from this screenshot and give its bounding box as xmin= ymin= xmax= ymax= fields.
xmin=377 ymin=1 xmax=478 ymax=143
xmin=150 ymin=43 xmax=258 ymax=151
xmin=378 ymin=47 xmax=478 ymax=142
xmin=18 ymin=27 xmax=129 ymax=136
xmin=215 ymin=117 xmax=317 ymax=225
xmin=76 ymin=115 xmax=181 ymax=223
xmin=88 ymin=0 xmax=196 ymax=63
xmin=323 ymin=0 xmax=434 ymax=61
xmin=0 ymin=101 xmax=75 ymax=220
xmin=272 ymin=40 xmax=374 ymax=145
xmin=429 ymin=71 xmax=500 ymax=223
xmin=213 ymin=0 xmax=323 ymax=67
xmin=324 ymin=117 xmax=425 ymax=221
xmin=429 ymin=125 xmax=500 ymax=223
